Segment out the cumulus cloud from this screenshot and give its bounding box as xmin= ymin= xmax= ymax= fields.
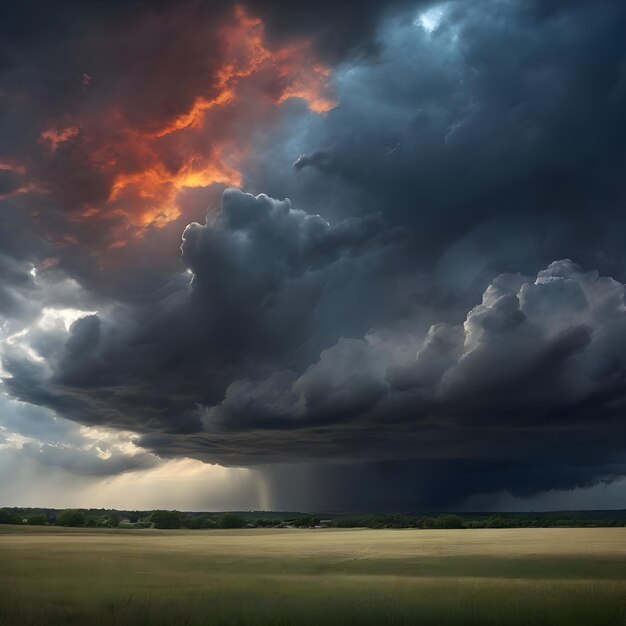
xmin=245 ymin=0 xmax=626 ymax=289
xmin=4 ymin=234 xmax=626 ymax=506
xmin=1 ymin=189 xmax=403 ymax=437
xmin=2 ymin=0 xmax=626 ymax=510
xmin=205 ymin=260 xmax=626 ymax=440
xmin=185 ymin=259 xmax=626 ymax=506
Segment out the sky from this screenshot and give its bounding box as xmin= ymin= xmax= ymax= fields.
xmin=1 ymin=0 xmax=626 ymax=512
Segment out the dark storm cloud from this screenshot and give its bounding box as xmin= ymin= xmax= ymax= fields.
xmin=4 ymin=188 xmax=626 ymax=507
xmin=201 ymin=260 xmax=626 ymax=441
xmin=245 ymin=0 xmax=626 ymax=287
xmin=1 ymin=0 xmax=365 ymax=299
xmin=244 ymin=0 xmax=424 ymax=61
xmin=153 ymin=259 xmax=626 ymax=508
xmin=2 ymin=0 xmax=626 ymax=510
xmin=0 ymin=0 xmax=416 ymax=299
xmin=293 ymin=152 xmax=334 ymax=173
xmin=2 ymin=189 xmax=404 ymax=434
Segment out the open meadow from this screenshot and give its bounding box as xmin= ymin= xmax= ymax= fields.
xmin=1 ymin=525 xmax=625 ymax=625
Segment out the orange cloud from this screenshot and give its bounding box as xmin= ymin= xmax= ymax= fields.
xmin=102 ymin=9 xmax=334 ymax=244
xmin=0 ymin=160 xmax=27 ymax=175
xmin=40 ymin=127 xmax=80 ymax=153
xmin=15 ymin=6 xmax=336 ymax=252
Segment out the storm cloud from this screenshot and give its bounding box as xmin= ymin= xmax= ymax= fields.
xmin=1 ymin=0 xmax=626 ymax=510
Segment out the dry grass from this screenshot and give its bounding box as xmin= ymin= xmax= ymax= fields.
xmin=1 ymin=526 xmax=625 ymax=625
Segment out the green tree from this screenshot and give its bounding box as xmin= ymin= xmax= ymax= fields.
xmin=58 ymin=509 xmax=86 ymax=527
xmin=151 ymin=510 xmax=183 ymax=529
xmin=0 ymin=509 xmax=21 ymax=525
xmin=106 ymin=514 xmax=121 ymax=528
xmin=434 ymin=514 xmax=464 ymax=529
xmin=218 ymin=513 xmax=246 ymax=529
xmin=26 ymin=513 xmax=46 ymax=526
xmin=182 ymin=516 xmax=207 ymax=529
xmin=486 ymin=517 xmax=509 ymax=529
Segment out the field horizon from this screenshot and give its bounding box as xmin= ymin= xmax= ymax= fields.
xmin=1 ymin=525 xmax=625 ymax=625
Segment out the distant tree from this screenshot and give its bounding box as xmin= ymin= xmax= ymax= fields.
xmin=26 ymin=513 xmax=46 ymax=526
xmin=0 ymin=509 xmax=20 ymax=525
xmin=434 ymin=514 xmax=464 ymax=529
xmin=218 ymin=513 xmax=246 ymax=529
xmin=106 ymin=514 xmax=121 ymax=528
xmin=182 ymin=516 xmax=208 ymax=529
xmin=151 ymin=510 xmax=183 ymax=529
xmin=421 ymin=517 xmax=435 ymax=528
xmin=293 ymin=516 xmax=320 ymax=528
xmin=485 ymin=517 xmax=509 ymax=529
xmin=58 ymin=509 xmax=86 ymax=527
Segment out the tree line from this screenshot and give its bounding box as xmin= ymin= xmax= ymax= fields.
xmin=1 ymin=507 xmax=625 ymax=529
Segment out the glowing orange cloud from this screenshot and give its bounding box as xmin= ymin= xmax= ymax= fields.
xmin=145 ymin=6 xmax=336 ymax=139
xmin=107 ymin=152 xmax=244 ymax=230
xmin=100 ymin=6 xmax=335 ymax=244
xmin=23 ymin=6 xmax=336 ymax=251
xmin=40 ymin=127 xmax=80 ymax=153
xmin=214 ymin=6 xmax=336 ymax=113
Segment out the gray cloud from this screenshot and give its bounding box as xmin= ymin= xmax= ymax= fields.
xmin=5 ymin=230 xmax=626 ymax=507
xmin=245 ymin=0 xmax=626 ymax=290
xmin=0 ymin=390 xmax=158 ymax=477
xmin=2 ymin=0 xmax=626 ymax=510
xmin=2 ymin=189 xmax=404 ymax=436
xmin=152 ymin=259 xmax=626 ymax=507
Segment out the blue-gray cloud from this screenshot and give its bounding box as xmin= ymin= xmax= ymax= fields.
xmin=2 ymin=0 xmax=626 ymax=510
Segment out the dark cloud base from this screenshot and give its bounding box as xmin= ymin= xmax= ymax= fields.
xmin=4 ymin=189 xmax=626 ymax=508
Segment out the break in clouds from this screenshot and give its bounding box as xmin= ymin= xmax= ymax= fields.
xmin=1 ymin=0 xmax=626 ymax=510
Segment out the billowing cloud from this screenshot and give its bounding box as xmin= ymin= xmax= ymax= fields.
xmin=0 ymin=2 xmax=341 ymax=303
xmin=4 ymin=202 xmax=626 ymax=505
xmin=199 ymin=260 xmax=626 ymax=453
xmin=1 ymin=189 xmax=403 ymax=435
xmin=245 ymin=0 xmax=626 ymax=288
xmin=2 ymin=0 xmax=626 ymax=510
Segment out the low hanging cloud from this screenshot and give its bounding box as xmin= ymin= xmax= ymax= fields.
xmin=3 ymin=187 xmax=626 ymax=507
xmin=1 ymin=189 xmax=403 ymax=436
xmin=202 ymin=259 xmax=626 ymax=455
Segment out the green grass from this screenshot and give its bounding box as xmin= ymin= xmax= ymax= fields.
xmin=1 ymin=526 xmax=625 ymax=625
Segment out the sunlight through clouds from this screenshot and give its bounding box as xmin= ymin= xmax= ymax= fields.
xmin=415 ymin=4 xmax=447 ymax=33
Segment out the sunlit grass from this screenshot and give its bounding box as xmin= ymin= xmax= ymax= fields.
xmin=1 ymin=526 xmax=625 ymax=625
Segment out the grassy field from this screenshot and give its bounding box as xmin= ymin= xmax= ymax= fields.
xmin=0 ymin=526 xmax=625 ymax=625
